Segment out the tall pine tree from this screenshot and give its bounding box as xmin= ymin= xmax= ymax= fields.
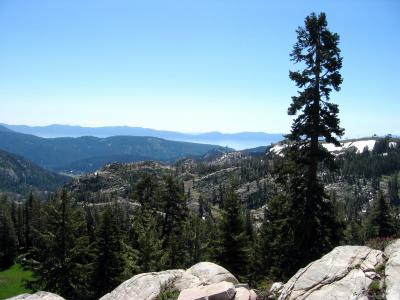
xmin=161 ymin=176 xmax=189 ymax=269
xmin=363 ymin=192 xmax=396 ymax=240
xmin=0 ymin=195 xmax=17 ymax=269
xmin=92 ymin=206 xmax=125 ymax=299
xmin=263 ymin=12 xmax=344 ymax=278
xmin=28 ymin=189 xmax=92 ymax=299
xmin=218 ymin=181 xmax=249 ymax=281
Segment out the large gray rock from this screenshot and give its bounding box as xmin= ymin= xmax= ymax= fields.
xmin=385 ymin=239 xmax=400 ymax=300
xmin=278 ymin=245 xmax=385 ymax=300
xmin=269 ymin=282 xmax=284 ymax=298
xmin=177 ymin=281 xmax=236 ymax=300
xmin=99 ymin=269 xmax=184 ymax=300
xmin=174 ymin=262 xmax=239 ymax=291
xmin=234 ymin=287 xmax=250 ymax=300
xmin=7 ymin=292 xmax=65 ymax=300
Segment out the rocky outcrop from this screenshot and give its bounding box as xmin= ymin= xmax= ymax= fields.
xmin=174 ymin=262 xmax=239 ymax=291
xmin=178 ymin=281 xmax=236 ymax=300
xmin=269 ymin=282 xmax=284 ymax=298
xmin=99 ymin=269 xmax=184 ymax=300
xmin=7 ymin=291 xmax=65 ymax=300
xmin=9 ymin=241 xmax=400 ymax=300
xmin=100 ymin=262 xmax=250 ymax=300
xmin=385 ymin=239 xmax=400 ymax=300
xmin=278 ymin=245 xmax=385 ymax=300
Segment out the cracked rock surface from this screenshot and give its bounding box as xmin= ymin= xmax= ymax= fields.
xmin=174 ymin=262 xmax=239 ymax=291
xmin=278 ymin=245 xmax=385 ymax=300
xmin=385 ymin=239 xmax=400 ymax=300
xmin=7 ymin=292 xmax=65 ymax=300
xmin=177 ymin=281 xmax=236 ymax=300
xmin=100 ymin=262 xmax=239 ymax=300
xmin=99 ymin=270 xmax=185 ymax=300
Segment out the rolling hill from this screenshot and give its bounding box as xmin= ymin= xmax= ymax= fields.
xmin=0 ymin=149 xmax=70 ymax=194
xmin=1 ymin=124 xmax=284 ymax=150
xmin=0 ymin=126 xmax=232 ymax=173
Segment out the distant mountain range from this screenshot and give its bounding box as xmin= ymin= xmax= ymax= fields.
xmin=0 ymin=149 xmax=69 ymax=194
xmin=1 ymin=124 xmax=284 ymax=150
xmin=0 ymin=125 xmax=232 ymax=173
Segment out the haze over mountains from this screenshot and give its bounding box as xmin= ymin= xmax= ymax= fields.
xmin=0 ymin=125 xmax=233 ymax=174
xmin=1 ymin=124 xmax=284 ymax=150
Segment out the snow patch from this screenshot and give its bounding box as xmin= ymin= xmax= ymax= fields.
xmin=270 ymin=139 xmax=380 ymax=155
xmin=323 ymin=140 xmax=377 ymax=153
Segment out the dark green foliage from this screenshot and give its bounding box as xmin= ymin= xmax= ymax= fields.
xmin=363 ymin=192 xmax=396 ymax=240
xmin=156 ymin=287 xmax=180 ymax=300
xmin=0 ymin=129 xmax=228 ymax=173
xmin=259 ymin=12 xmax=344 ymax=279
xmin=23 ymin=193 xmax=41 ymax=250
xmin=161 ymin=176 xmax=189 ymax=269
xmin=28 ymin=189 xmax=92 ymax=299
xmin=337 ymin=140 xmax=400 ymax=180
xmin=92 ymin=206 xmax=125 ymax=298
xmin=134 ymin=174 xmax=161 ymax=209
xmin=0 ymin=150 xmax=69 ymax=194
xmin=257 ymin=193 xmax=296 ymax=281
xmin=388 ymin=173 xmax=400 ymax=207
xmin=288 ymin=12 xmax=343 ymax=149
xmin=131 ymin=208 xmax=166 ymax=273
xmin=0 ymin=196 xmax=18 ymax=269
xmin=218 ymin=182 xmax=249 ymax=281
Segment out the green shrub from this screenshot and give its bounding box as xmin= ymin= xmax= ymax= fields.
xmin=157 ymin=287 xmax=180 ymax=300
xmin=365 ymin=236 xmax=396 ymax=251
xmin=368 ymin=279 xmax=385 ymax=300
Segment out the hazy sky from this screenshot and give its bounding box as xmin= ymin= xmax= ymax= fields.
xmin=0 ymin=0 xmax=399 ymax=136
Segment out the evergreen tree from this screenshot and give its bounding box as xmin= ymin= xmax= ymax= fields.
xmin=218 ymin=182 xmax=249 ymax=280
xmin=256 ymin=193 xmax=296 ymax=281
xmin=161 ymin=176 xmax=189 ymax=269
xmin=28 ymin=189 xmax=92 ymax=299
xmin=23 ymin=192 xmax=41 ymax=250
xmin=133 ymin=174 xmax=160 ymax=210
xmin=92 ymin=206 xmax=125 ymax=298
xmin=131 ymin=207 xmax=166 ymax=273
xmin=0 ymin=196 xmax=17 ymax=269
xmin=276 ymin=12 xmax=344 ymax=271
xmin=388 ymin=173 xmax=400 ymax=207
xmin=363 ymin=192 xmax=396 ymax=240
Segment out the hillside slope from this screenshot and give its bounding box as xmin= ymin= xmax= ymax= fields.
xmin=0 ymin=149 xmax=69 ymax=194
xmin=0 ymin=126 xmax=231 ymax=173
xmin=1 ymin=124 xmax=284 ymax=149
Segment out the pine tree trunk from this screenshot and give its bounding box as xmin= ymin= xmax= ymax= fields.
xmin=309 ymin=30 xmax=321 ymax=192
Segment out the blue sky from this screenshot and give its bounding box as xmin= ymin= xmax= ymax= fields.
xmin=0 ymin=0 xmax=399 ymax=137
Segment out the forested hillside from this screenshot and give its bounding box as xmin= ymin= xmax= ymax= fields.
xmin=0 ymin=150 xmax=69 ymax=194
xmin=0 ymin=126 xmax=231 ymax=173
xmin=1 ymin=136 xmax=399 ymax=299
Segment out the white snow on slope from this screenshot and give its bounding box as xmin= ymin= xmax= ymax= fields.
xmin=271 ymin=139 xmax=380 ymax=155
xmin=323 ymin=140 xmax=377 ymax=153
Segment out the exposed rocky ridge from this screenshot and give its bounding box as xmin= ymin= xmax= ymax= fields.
xmin=274 ymin=240 xmax=400 ymax=300
xmin=99 ymin=269 xmax=184 ymax=300
xmin=64 ymin=150 xmax=276 ymax=212
xmin=100 ymin=262 xmax=241 ymax=300
xmin=277 ymin=245 xmax=385 ymax=299
xmin=65 ymin=161 xmax=173 ymax=203
xmin=385 ymin=239 xmax=400 ymax=300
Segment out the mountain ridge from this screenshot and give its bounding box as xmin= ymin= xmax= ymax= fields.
xmin=0 ymin=126 xmax=233 ymax=173
xmin=0 ymin=149 xmax=70 ymax=194
xmin=1 ymin=123 xmax=284 ymax=149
